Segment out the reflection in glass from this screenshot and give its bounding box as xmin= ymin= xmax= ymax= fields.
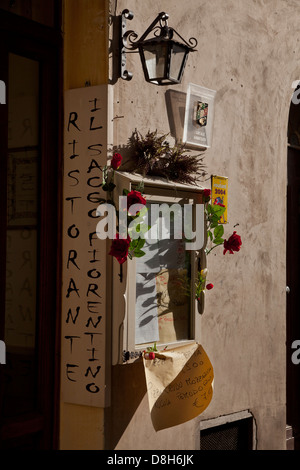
xmin=3 ymin=53 xmax=40 ymax=418
xmin=135 ymin=203 xmax=191 ymax=346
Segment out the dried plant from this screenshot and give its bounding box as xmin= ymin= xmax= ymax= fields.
xmin=125 ymin=129 xmax=207 ymax=185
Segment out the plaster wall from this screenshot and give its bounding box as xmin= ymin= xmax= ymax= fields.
xmin=106 ymin=0 xmax=300 ymax=450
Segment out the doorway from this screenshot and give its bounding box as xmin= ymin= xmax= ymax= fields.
xmin=287 ymin=83 xmax=300 ymax=449
xmin=0 ymin=6 xmax=62 ymax=449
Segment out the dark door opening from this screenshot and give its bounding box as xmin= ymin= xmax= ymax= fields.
xmin=287 ymin=85 xmax=300 ymax=449
xmin=0 ymin=7 xmax=62 ymax=449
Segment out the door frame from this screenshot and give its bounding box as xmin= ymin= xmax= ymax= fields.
xmin=0 ymin=8 xmax=62 ymax=449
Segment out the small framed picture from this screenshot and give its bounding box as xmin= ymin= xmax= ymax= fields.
xmin=183 ymin=83 xmax=216 ymax=149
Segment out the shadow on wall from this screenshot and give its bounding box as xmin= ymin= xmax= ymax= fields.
xmin=104 ymin=360 xmax=147 ymax=449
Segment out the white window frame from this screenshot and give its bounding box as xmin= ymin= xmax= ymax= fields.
xmin=111 ymin=172 xmax=205 ymax=364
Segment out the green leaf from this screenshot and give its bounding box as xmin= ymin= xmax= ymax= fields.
xmin=136 ymin=238 xmax=145 ymax=250
xmin=123 ymin=188 xmax=130 ymax=196
xmin=214 ymin=225 xmax=224 ymax=239
xmin=212 ymin=204 xmax=226 ymax=218
xmin=133 ymin=249 xmax=145 ymax=258
xmin=129 ymin=239 xmax=139 ymax=249
xmin=213 ymin=237 xmax=224 ymax=245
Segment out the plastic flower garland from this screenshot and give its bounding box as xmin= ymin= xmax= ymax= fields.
xmin=196 ymin=189 xmax=242 ymax=299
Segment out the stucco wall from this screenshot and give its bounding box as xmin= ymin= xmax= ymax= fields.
xmin=106 ymin=0 xmax=300 ymax=450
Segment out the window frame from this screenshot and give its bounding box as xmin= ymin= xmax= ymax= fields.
xmin=111 ymin=172 xmax=205 ymax=364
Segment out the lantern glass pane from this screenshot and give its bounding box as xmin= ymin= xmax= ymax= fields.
xmin=142 ymin=42 xmax=168 ymax=80
xmin=169 ymin=43 xmax=187 ymax=81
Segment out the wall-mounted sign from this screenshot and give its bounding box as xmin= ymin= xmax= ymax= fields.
xmin=211 ymin=175 xmax=228 ymax=224
xmin=62 ymin=85 xmax=109 ymax=407
xmin=183 ymin=83 xmax=216 ymax=149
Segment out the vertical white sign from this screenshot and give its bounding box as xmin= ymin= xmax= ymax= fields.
xmin=62 ymin=85 xmax=109 ymax=407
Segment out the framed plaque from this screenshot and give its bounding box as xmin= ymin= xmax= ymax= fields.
xmin=183 ymin=83 xmax=216 ymax=149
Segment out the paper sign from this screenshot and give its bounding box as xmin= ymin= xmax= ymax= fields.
xmin=211 ymin=175 xmax=228 ymax=224
xmin=143 ymin=343 xmax=214 ymax=431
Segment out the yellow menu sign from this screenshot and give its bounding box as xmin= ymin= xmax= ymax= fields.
xmin=211 ymin=175 xmax=228 ymax=224
xmin=143 ymin=343 xmax=214 ymax=431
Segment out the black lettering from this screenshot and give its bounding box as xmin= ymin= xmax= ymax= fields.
xmin=89 ymin=232 xmax=97 ymax=247
xmin=66 ymin=363 xmax=78 ymax=382
xmin=66 ymin=278 xmax=80 ymax=298
xmin=87 ymin=158 xmax=102 ymax=173
xmin=88 ymin=208 xmax=99 ymax=218
xmin=87 ymin=192 xmax=103 ymax=203
xmin=88 ymin=249 xmax=100 ymax=263
xmin=87 ymin=301 xmax=101 ymax=313
xmin=84 ymin=332 xmax=102 ymax=344
xmin=67 ymin=112 xmax=81 ymax=131
xmin=65 ymin=335 xmax=80 ymax=353
xmin=87 ymin=283 xmax=101 ymax=297
xmin=87 ymin=347 xmax=99 ymax=361
xmin=89 ymin=116 xmax=102 ymax=131
xmin=87 ymin=176 xmax=102 ymax=187
xmin=85 ymin=365 xmax=101 ymax=378
xmin=67 ymin=169 xmax=80 ymax=186
xmin=87 ymin=269 xmax=101 ymax=279
xmin=89 ymin=98 xmax=100 ymax=112
xmin=68 ymin=139 xmax=79 ymax=159
xmin=68 ymin=224 xmax=80 ymax=238
xmin=88 ymin=143 xmax=102 ymax=156
xmin=67 ymin=250 xmax=80 ymax=270
xmin=66 ymin=306 xmax=80 ymax=324
xmin=86 ymin=383 xmax=100 ymax=393
xmin=85 ymin=316 xmax=102 ymax=328
xmin=66 ymin=196 xmax=81 ymax=214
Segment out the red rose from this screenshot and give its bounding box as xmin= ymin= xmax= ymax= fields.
xmin=127 ymin=190 xmax=146 ymax=216
xmin=223 ymin=231 xmax=242 ymax=255
xmin=111 ymin=153 xmax=122 ymax=170
xmin=108 ymin=233 xmax=131 ymax=264
xmin=203 ymin=189 xmax=211 ymax=201
xmin=206 ymin=283 xmax=214 ymax=290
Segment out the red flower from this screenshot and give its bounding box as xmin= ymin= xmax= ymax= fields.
xmin=148 ymin=352 xmax=155 ymax=360
xmin=108 ymin=233 xmax=131 ymax=264
xmin=206 ymin=283 xmax=214 ymax=290
xmin=203 ymin=189 xmax=211 ymax=201
xmin=223 ymin=231 xmax=242 ymax=255
xmin=127 ymin=190 xmax=146 ymax=216
xmin=111 ymin=153 xmax=122 ymax=170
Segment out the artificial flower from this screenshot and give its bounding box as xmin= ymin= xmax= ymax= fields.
xmin=203 ymin=188 xmax=211 ymax=201
xmin=127 ymin=190 xmax=146 ymax=216
xmin=108 ymin=233 xmax=131 ymax=264
xmin=223 ymin=231 xmax=242 ymax=255
xmin=111 ymin=152 xmax=122 ymax=170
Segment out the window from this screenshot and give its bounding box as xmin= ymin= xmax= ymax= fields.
xmin=111 ymin=172 xmax=205 ymax=364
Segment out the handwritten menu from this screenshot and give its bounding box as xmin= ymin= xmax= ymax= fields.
xmin=143 ymin=343 xmax=214 ymax=431
xmin=62 ymin=86 xmax=108 ymax=407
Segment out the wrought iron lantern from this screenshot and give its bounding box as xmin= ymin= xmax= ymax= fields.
xmin=120 ymin=10 xmax=198 ymax=85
